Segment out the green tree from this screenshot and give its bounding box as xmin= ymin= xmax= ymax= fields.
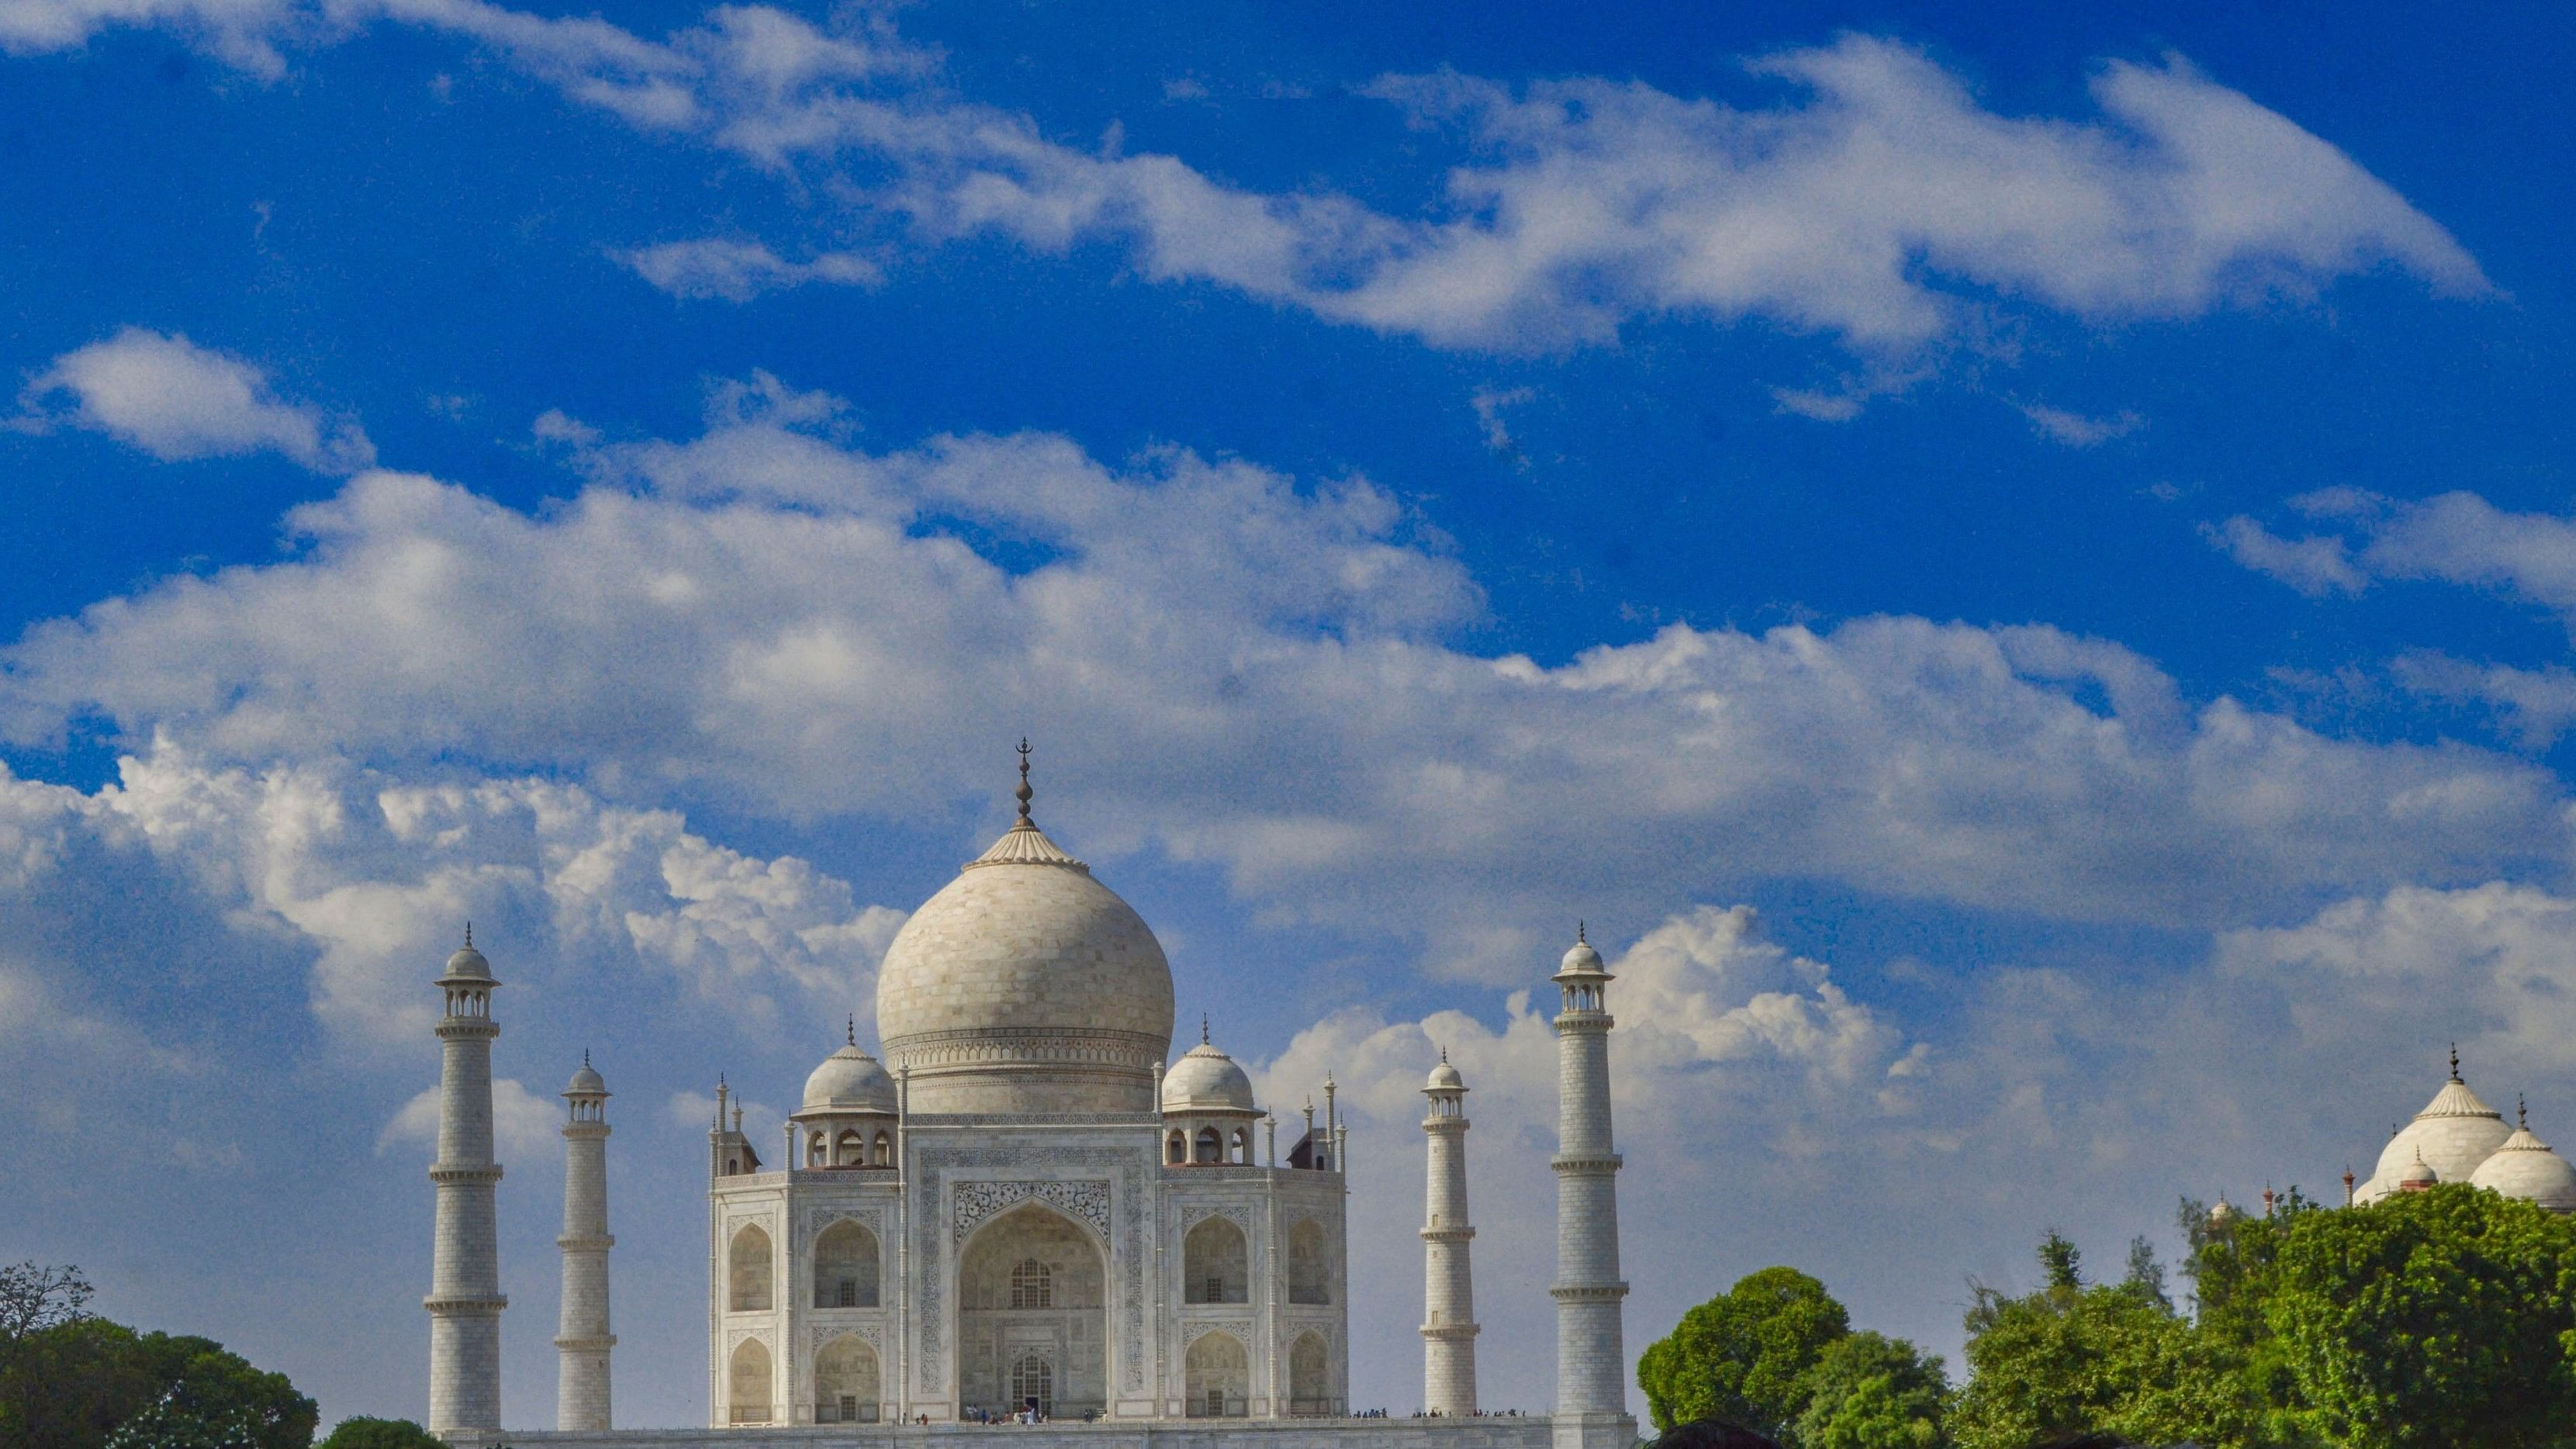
xmin=2264 ymin=1183 xmax=2576 ymax=1449
xmin=1639 ymin=1267 xmax=1852 ymax=1440
xmin=0 ymin=1315 xmax=314 ymax=1449
xmin=1791 ymin=1330 xmax=1948 ymax=1449
xmin=1952 ymin=1233 xmax=2256 ymax=1449
xmin=320 ymin=1416 xmax=445 ymax=1449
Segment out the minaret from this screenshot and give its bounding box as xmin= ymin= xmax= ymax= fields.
xmin=1550 ymin=925 xmax=1633 ymax=1449
xmin=427 ymin=928 xmax=507 ymax=1441
xmin=1420 ymin=1050 xmax=1479 ymax=1416
xmin=556 ymin=1053 xmax=615 ymax=1431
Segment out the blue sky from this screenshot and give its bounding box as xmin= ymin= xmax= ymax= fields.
xmin=6 ymin=0 xmax=2576 ymax=1433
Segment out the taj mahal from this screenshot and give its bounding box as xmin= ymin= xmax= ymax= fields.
xmin=419 ymin=749 xmax=1634 ymax=1449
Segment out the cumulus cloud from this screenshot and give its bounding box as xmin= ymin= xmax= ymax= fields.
xmin=5 ymin=5 xmax=2484 ymax=364
xmin=378 ymin=1075 xmax=562 ymax=1159
xmin=2204 ymin=513 xmax=2366 ymax=597
xmin=19 ymin=328 xmax=375 ymax=472
xmin=616 ymin=238 xmax=882 ymax=301
xmin=0 ymin=742 xmax=902 ymax=1047
xmin=1 ymin=396 xmax=2560 ymax=967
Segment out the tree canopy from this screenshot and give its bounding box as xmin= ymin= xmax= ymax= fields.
xmin=317 ymin=1416 xmax=445 ymax=1449
xmin=0 ymin=1264 xmax=316 ymax=1449
xmin=1639 ymin=1267 xmax=1948 ymax=1448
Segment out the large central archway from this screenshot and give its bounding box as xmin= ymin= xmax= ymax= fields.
xmin=956 ymin=1202 xmax=1107 ymax=1420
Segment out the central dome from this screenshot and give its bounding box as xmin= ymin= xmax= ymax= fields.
xmin=874 ymin=797 xmax=1174 ymax=1115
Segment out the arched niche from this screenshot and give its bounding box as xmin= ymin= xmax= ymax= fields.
xmin=1183 ymin=1216 xmax=1248 ymax=1304
xmin=812 ymin=1219 xmax=880 ymax=1309
xmin=956 ymin=1202 xmax=1107 ymax=1420
xmin=814 ymin=1333 xmax=880 ymax=1423
xmin=728 ymin=1223 xmax=774 ymax=1312
xmin=1287 ymin=1331 xmax=1329 ymax=1416
xmin=1184 ymin=1330 xmax=1248 ymax=1418
xmin=728 ymin=1337 xmax=773 ymax=1424
xmin=1286 ymin=1219 xmax=1329 ymax=1305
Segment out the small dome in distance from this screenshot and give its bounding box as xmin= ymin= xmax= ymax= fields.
xmin=1426 ymin=1056 xmax=1464 ymax=1093
xmin=2397 ymin=1150 xmax=2439 ymax=1190
xmin=565 ymin=1053 xmax=607 ymax=1097
xmin=2470 ymin=1101 xmax=2576 ymax=1213
xmin=801 ymin=1039 xmax=896 ymax=1115
xmin=2206 ymin=1195 xmax=2238 ymax=1227
xmin=1162 ymin=1032 xmax=1257 ymax=1115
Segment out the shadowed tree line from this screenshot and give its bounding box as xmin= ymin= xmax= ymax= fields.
xmin=0 ymin=1263 xmax=436 ymax=1449
xmin=1641 ymin=1184 xmax=2576 ymax=1449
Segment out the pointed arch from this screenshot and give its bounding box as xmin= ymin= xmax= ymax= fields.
xmin=1287 ymin=1331 xmax=1329 ymax=1416
xmin=1183 ymin=1216 xmax=1248 ymax=1304
xmin=728 ymin=1223 xmax=774 ymax=1312
xmin=813 ymin=1333 xmax=880 ymax=1423
xmin=1286 ymin=1218 xmax=1329 ymax=1305
xmin=956 ymin=1202 xmax=1107 ymax=1420
xmin=812 ymin=1219 xmax=880 ymax=1309
xmin=728 ymin=1337 xmax=773 ymax=1424
xmin=1184 ymin=1330 xmax=1249 ymax=1418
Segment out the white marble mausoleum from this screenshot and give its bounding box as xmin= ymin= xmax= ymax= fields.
xmin=418 ymin=751 xmax=1639 ymax=1449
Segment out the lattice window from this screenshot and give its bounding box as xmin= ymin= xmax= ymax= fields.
xmin=1010 ymin=1258 xmax=1052 ymax=1309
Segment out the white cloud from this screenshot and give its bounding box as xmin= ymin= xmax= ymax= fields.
xmin=617 ymin=238 xmax=883 ymax=302
xmin=2393 ymin=652 xmax=2576 ymax=749
xmin=2204 ymin=514 xmax=2365 ymax=597
xmin=0 ymin=0 xmax=300 ymax=75
xmin=5 ymin=6 xmax=2483 ymax=363
xmin=0 ymin=740 xmax=903 ymax=1048
xmin=2018 ymin=402 xmax=2144 ymax=447
xmin=378 ymin=1075 xmax=561 ymax=1159
xmin=1467 ymin=385 xmax=1532 ymax=461
xmin=19 ymin=328 xmax=375 ymax=472
xmin=2219 ymin=489 xmax=2576 ymax=622
xmin=1 ymin=396 xmax=2560 ymax=963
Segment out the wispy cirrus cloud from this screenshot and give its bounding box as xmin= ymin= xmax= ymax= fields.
xmin=17 ymin=328 xmax=375 ymax=473
xmin=617 ymin=238 xmax=883 ymax=301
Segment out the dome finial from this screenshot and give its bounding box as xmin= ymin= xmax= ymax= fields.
xmin=1576 ymin=919 xmax=1586 ymax=944
xmin=1440 ymin=1045 xmax=1449 ymax=1063
xmin=848 ymin=1014 xmax=857 ymax=1047
xmin=1201 ymin=1013 xmax=1209 ymax=1046
xmin=583 ymin=1047 xmax=591 ymax=1069
xmin=2450 ymin=1042 xmax=2462 ymax=1082
xmin=463 ymin=920 xmax=473 ymax=949
xmin=1015 ymin=738 xmax=1035 ymax=827
xmin=2520 ymin=1092 xmax=2529 ymax=1129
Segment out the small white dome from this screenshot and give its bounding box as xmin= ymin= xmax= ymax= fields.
xmin=441 ymin=934 xmax=493 ymax=982
xmin=1161 ymin=1040 xmax=1257 ymax=1114
xmin=565 ymin=1059 xmax=607 ymax=1096
xmin=2396 ymin=1150 xmax=2439 ymax=1188
xmin=2471 ymin=1122 xmax=2576 ymax=1212
xmin=2207 ymin=1196 xmax=2239 ymax=1226
xmin=1557 ymin=934 xmax=1606 ymax=977
xmin=1425 ymin=1056 xmax=1464 ymax=1092
xmin=802 ymin=1043 xmax=896 ymax=1113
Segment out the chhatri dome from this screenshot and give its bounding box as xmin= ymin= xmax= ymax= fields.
xmin=873 ymin=743 xmax=1177 ymax=1114
xmin=1162 ymin=1020 xmax=1257 ymax=1114
xmin=2356 ymin=1047 xmax=2511 ymax=1204
xmin=2470 ymin=1098 xmax=2576 ymax=1212
xmin=801 ymin=1025 xmax=897 ymax=1114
